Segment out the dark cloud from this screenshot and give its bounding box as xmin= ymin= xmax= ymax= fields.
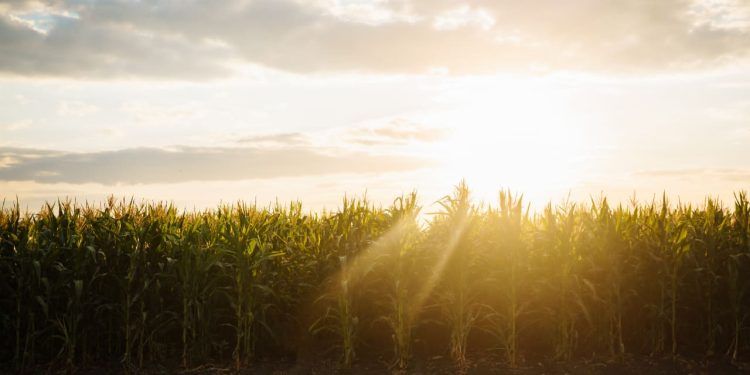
xmin=1 ymin=0 xmax=749 ymax=78
xmin=0 ymin=7 xmax=231 ymax=79
xmin=0 ymin=146 xmax=434 ymax=184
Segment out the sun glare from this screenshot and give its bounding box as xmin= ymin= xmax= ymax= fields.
xmin=424 ymin=77 xmax=588 ymax=203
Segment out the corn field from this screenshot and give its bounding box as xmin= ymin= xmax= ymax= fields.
xmin=1 ymin=186 xmax=750 ymax=371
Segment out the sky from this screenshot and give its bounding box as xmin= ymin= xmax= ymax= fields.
xmin=1 ymin=0 xmax=750 ymax=211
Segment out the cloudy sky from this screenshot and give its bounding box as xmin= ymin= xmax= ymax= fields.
xmin=1 ymin=0 xmax=750 ymax=210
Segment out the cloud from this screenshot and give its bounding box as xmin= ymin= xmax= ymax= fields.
xmin=0 ymin=120 xmax=32 ymax=131
xmin=348 ymin=118 xmax=448 ymax=145
xmin=57 ymin=100 xmax=98 ymax=117
xmin=0 ymin=145 xmax=434 ymax=184
xmin=236 ymin=132 xmax=310 ymax=146
xmin=635 ymin=167 xmax=750 ymax=182
xmin=120 ymin=101 xmax=199 ymax=124
xmin=0 ymin=146 xmax=61 ymax=158
xmin=0 ymin=5 xmax=232 ymax=79
xmin=1 ymin=0 xmax=750 ymax=79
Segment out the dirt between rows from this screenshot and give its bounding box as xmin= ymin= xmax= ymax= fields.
xmin=15 ymin=354 xmax=743 ymax=374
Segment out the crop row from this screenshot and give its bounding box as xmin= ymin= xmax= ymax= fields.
xmin=1 ymin=184 xmax=749 ymax=371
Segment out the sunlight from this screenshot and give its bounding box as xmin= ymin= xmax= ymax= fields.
xmin=412 ymin=208 xmax=469 ymax=317
xmin=425 ymin=77 xmax=589 ymax=203
xmin=3 ymin=0 xmax=749 ymax=371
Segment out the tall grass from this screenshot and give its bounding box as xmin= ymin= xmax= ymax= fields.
xmin=1 ymin=188 xmax=750 ymax=371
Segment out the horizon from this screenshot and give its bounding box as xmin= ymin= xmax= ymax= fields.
xmin=2 ymin=187 xmax=748 ymax=217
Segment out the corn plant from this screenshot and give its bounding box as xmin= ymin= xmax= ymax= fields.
xmin=481 ymin=190 xmax=528 ymax=367
xmin=0 ymin=200 xmax=33 ymax=369
xmin=428 ymin=182 xmax=481 ymax=370
xmin=636 ymin=197 xmax=690 ymax=356
xmin=217 ymin=204 xmax=281 ymax=369
xmin=687 ymin=198 xmax=728 ymax=356
xmin=309 ymin=197 xmax=385 ymax=369
xmin=535 ymin=202 xmax=587 ymax=361
xmin=576 ymin=199 xmax=631 ymax=359
xmin=727 ymin=192 xmax=750 ymax=361
xmin=376 ymin=193 xmax=422 ymax=370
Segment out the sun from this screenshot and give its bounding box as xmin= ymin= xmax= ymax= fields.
xmin=420 ymin=76 xmax=589 ymax=204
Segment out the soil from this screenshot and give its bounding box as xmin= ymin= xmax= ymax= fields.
xmin=10 ymin=355 xmax=747 ymax=375
xmin=250 ymin=356 xmax=745 ymax=375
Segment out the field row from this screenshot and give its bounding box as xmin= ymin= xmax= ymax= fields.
xmin=1 ymin=185 xmax=749 ymax=371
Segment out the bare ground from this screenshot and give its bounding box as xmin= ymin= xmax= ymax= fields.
xmin=15 ymin=354 xmax=743 ymax=375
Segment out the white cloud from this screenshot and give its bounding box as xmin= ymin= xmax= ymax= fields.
xmin=433 ymin=6 xmax=494 ymax=31
xmin=1 ymin=120 xmax=32 ymax=131
xmin=120 ymin=101 xmax=197 ymax=124
xmin=57 ymin=100 xmax=98 ymax=117
xmin=689 ymin=0 xmax=750 ymax=31
xmin=345 ymin=118 xmax=448 ymax=146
